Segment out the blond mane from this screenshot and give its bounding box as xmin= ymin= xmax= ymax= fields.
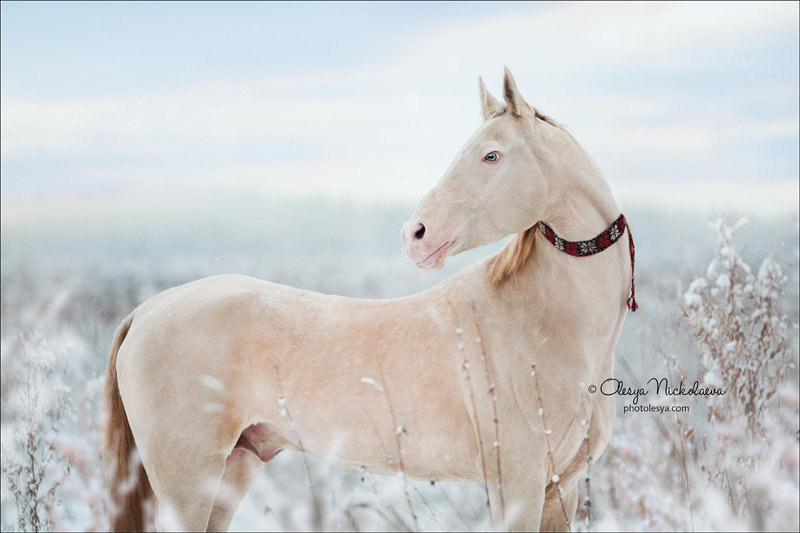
xmin=486 ymin=224 xmax=539 ymax=286
xmin=533 ymin=108 xmax=560 ymax=128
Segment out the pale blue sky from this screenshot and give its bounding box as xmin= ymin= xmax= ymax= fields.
xmin=2 ymin=1 xmax=533 ymax=97
xmin=1 ymin=1 xmax=798 ymax=215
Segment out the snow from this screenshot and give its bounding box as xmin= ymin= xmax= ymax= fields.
xmin=200 ymin=374 xmax=226 ymax=392
xmin=360 ymin=377 xmax=384 ymax=392
xmin=2 ymin=204 xmax=797 ymax=532
xmin=203 ymin=402 xmax=225 ymax=413
xmin=703 ymin=367 xmax=723 ymax=388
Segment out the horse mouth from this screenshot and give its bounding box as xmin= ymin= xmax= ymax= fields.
xmin=416 ymin=241 xmax=451 ymax=270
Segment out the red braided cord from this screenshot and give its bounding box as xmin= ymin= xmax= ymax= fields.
xmin=622 ymin=215 xmax=638 ymax=312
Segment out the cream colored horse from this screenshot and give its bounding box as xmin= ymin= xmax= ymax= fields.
xmin=105 ymin=67 xmax=632 ymax=532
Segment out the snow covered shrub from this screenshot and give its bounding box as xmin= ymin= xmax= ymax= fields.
xmin=1 ymin=334 xmax=72 ymax=532
xmin=595 ymin=418 xmax=694 ymax=532
xmin=682 ymin=216 xmax=795 ymax=433
xmin=680 ymin=215 xmax=799 ymax=529
xmin=588 ymin=215 xmax=798 ymax=532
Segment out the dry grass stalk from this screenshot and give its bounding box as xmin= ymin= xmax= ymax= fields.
xmin=531 ymin=362 xmax=571 ymax=531
xmin=275 ymin=369 xmax=324 ymax=531
xmin=470 ymin=302 xmax=507 ymax=522
xmin=375 ymin=360 xmax=421 ymax=532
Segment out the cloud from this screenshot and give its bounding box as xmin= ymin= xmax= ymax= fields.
xmin=1 ymin=1 xmax=797 ymax=213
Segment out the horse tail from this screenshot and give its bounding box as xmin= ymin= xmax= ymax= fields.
xmin=104 ymin=311 xmax=154 ymax=532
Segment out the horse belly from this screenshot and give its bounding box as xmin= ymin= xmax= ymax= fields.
xmin=297 ymin=410 xmax=480 ymax=482
xmin=265 ymin=365 xmax=481 ymax=482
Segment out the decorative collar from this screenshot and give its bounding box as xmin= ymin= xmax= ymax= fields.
xmin=537 ymin=214 xmax=638 ymax=311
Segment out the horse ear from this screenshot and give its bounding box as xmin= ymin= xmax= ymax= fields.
xmin=503 ymin=66 xmax=529 ymax=117
xmin=479 ymin=76 xmax=501 ymax=121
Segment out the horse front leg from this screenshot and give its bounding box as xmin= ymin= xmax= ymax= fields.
xmin=540 ymin=477 xmax=579 ymax=532
xmin=488 ymin=463 xmax=546 ymax=532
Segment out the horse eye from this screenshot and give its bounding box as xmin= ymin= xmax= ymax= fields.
xmin=483 ymin=151 xmax=500 ymax=162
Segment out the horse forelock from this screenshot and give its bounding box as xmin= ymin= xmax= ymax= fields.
xmin=486 ymin=225 xmax=538 ymax=286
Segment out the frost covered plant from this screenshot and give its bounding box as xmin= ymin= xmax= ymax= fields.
xmin=1 ymin=334 xmax=72 ymax=532
xmin=682 ymin=215 xmax=795 ymax=432
xmin=680 ymin=215 xmax=799 ymax=527
xmin=590 ymin=216 xmax=798 ymax=532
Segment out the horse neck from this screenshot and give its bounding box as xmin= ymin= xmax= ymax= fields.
xmin=476 ymin=123 xmax=627 ymax=381
xmin=483 ymin=123 xmax=625 ymax=290
xmin=515 ymin=123 xmax=626 ymax=360
xmin=533 ymin=125 xmax=620 ymax=238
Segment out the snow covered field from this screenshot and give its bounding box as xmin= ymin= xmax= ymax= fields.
xmin=1 ymin=198 xmax=798 ymax=531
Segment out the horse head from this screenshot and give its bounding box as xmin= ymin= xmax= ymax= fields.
xmin=401 ymin=67 xmax=549 ymax=270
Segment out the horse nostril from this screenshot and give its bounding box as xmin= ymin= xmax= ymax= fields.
xmin=414 ymin=223 xmax=426 ymax=240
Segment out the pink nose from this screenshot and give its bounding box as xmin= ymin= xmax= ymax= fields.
xmin=401 ymin=219 xmax=451 ymax=270
xmin=412 ymin=222 xmax=426 ymax=241
xmin=401 ymin=221 xmax=426 ymax=248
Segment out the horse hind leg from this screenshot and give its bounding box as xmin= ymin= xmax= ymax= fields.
xmin=141 ymin=447 xmax=228 ymax=531
xmin=207 ymin=423 xmax=286 ymax=531
xmin=206 ymin=450 xmax=264 ymax=531
xmin=131 ymin=415 xmax=249 ymax=530
xmin=145 ymin=434 xmax=264 ymax=531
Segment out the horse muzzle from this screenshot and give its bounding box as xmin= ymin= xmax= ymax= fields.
xmin=401 ymin=220 xmax=452 ymax=270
